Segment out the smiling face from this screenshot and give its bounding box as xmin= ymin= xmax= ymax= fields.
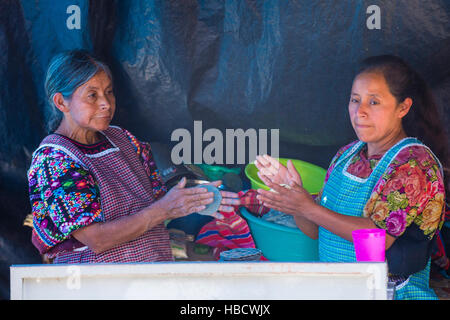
xmin=348 ymin=72 xmax=411 ymax=154
xmin=55 ymin=71 xmax=116 ymax=143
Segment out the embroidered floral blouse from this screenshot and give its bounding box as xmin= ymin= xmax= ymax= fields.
xmin=318 ymin=140 xmax=445 ymax=275
xmin=28 ymin=128 xmax=166 ymax=255
xmin=320 ymin=140 xmax=445 ymax=238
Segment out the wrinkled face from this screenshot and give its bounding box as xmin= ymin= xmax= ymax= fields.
xmin=64 ymin=71 xmax=115 ymax=132
xmin=348 ymin=72 xmax=406 ymax=144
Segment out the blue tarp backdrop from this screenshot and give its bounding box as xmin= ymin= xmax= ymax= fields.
xmin=1 ymin=0 xmax=449 ymax=299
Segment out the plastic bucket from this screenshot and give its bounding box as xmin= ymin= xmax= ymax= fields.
xmin=243 ymin=158 xmax=325 ymax=261
xmin=240 ymin=208 xmax=319 ymax=261
xmin=245 ymin=158 xmax=326 ymax=195
xmin=351 ymin=229 xmax=386 ymax=262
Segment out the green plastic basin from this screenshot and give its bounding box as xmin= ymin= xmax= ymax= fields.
xmin=242 ymin=158 xmax=326 ymax=261
xmin=244 ymin=158 xmax=326 ymax=195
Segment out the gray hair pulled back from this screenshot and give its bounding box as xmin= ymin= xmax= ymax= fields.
xmin=44 ymin=50 xmax=112 ymax=133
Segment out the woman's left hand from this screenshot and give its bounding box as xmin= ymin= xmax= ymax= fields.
xmin=256 ymin=179 xmax=315 ymax=217
xmin=203 ymin=180 xmax=241 ymax=219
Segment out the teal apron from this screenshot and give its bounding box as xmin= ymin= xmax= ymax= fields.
xmin=319 ymin=137 xmax=440 ymax=300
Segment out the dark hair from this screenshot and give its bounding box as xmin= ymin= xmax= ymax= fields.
xmin=356 ymin=55 xmax=449 ymax=196
xmin=44 ymin=50 xmax=113 ymax=133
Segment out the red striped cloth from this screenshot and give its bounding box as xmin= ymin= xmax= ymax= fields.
xmin=195 ymin=189 xmax=269 ymax=260
xmin=236 ymin=189 xmax=270 ymax=217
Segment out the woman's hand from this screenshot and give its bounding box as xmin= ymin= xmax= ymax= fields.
xmin=202 ymin=180 xmax=241 ymax=216
xmin=156 ymin=178 xmax=241 ymax=220
xmin=256 ymin=179 xmax=319 ymax=239
xmin=255 ymin=155 xmax=302 ymax=187
xmin=156 ymin=177 xmax=216 ymax=219
xmin=256 ymin=179 xmax=315 ymax=217
xmin=71 ymin=178 xmax=239 ymax=254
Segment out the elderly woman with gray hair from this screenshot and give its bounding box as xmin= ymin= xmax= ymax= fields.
xmin=28 ymin=50 xmax=239 ymax=263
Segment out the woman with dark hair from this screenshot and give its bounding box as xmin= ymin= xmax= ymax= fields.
xmin=255 ymin=55 xmax=448 ymax=300
xmin=28 ymin=50 xmax=239 ymax=263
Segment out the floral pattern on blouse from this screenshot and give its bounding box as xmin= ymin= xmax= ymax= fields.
xmin=320 ymin=140 xmax=445 ymax=240
xmin=28 ymin=128 xmax=167 ymax=254
xmin=124 ymin=130 xmax=167 ymax=200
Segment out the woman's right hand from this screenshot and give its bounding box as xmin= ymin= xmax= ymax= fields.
xmin=254 ymin=155 xmax=302 ymax=187
xmin=72 ymin=177 xmax=216 ymax=254
xmin=156 ymin=177 xmax=216 ymax=219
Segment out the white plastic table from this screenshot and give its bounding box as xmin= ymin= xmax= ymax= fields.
xmin=10 ymin=261 xmax=387 ymax=300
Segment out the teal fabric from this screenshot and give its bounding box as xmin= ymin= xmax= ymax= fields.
xmin=319 ymin=138 xmax=438 ymax=300
xmin=394 ymin=259 xmax=437 ymax=300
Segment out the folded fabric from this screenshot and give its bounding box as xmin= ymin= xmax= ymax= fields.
xmin=233 ymin=189 xmax=270 ymax=217
xmin=195 ymin=189 xmax=272 ymax=260
xmin=195 ymin=209 xmax=256 ymax=260
xmin=261 ymin=209 xmax=298 ymax=229
xmin=219 ymin=248 xmax=262 ymax=261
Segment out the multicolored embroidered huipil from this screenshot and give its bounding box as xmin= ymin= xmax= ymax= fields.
xmin=28 ymin=126 xmax=172 ymax=263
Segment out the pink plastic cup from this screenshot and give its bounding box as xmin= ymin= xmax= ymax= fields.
xmin=352 ymin=228 xmax=386 ymax=262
